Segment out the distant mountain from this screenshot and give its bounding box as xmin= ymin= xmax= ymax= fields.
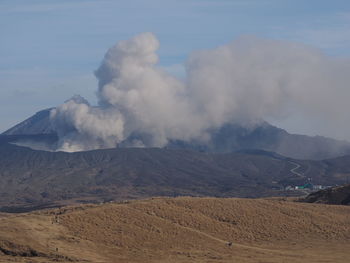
xmin=167 ymin=122 xmax=350 ymax=160
xmin=3 ymin=109 xmax=350 ymax=160
xmin=2 ymin=108 xmax=54 ymax=135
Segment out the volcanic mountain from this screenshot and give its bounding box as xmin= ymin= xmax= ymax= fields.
xmin=2 ymin=107 xmax=350 ymax=210
xmin=3 ymin=108 xmax=350 ymax=160
xmin=3 ymin=108 xmax=54 ymax=136
xmin=2 ymin=108 xmax=350 ymax=209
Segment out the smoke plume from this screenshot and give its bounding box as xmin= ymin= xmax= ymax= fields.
xmin=50 ymin=32 xmax=350 ymax=152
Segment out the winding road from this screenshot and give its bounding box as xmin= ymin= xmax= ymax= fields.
xmin=288 ymin=161 xmax=312 ymax=194
xmin=289 ymin=161 xmax=304 ymax=177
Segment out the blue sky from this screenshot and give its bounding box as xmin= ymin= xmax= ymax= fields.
xmin=1 ymin=0 xmax=350 ymax=137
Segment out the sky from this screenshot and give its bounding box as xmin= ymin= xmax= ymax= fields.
xmin=1 ymin=0 xmax=350 ymax=139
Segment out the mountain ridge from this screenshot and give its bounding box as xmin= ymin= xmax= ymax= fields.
xmin=3 ymin=109 xmax=350 ymax=160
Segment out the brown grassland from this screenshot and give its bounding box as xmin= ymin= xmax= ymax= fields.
xmin=0 ymin=197 xmax=349 ymax=262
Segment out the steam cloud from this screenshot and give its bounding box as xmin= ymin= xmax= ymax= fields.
xmin=50 ymin=32 xmax=350 ymax=152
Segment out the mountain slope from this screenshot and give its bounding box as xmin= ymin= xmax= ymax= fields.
xmin=0 ymin=143 xmax=292 ymax=209
xmin=1 ymin=140 xmax=350 ymax=209
xmin=2 ymin=109 xmax=54 ymax=135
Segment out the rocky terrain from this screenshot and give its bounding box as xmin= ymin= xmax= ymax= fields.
xmin=0 ymin=197 xmax=349 ymax=263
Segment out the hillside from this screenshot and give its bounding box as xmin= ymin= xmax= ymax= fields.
xmin=0 ymin=197 xmax=349 ymax=262
xmin=0 ymin=142 xmax=294 ymax=209
xmin=302 ymin=184 xmax=350 ymax=205
xmin=2 ymin=139 xmax=350 ymax=210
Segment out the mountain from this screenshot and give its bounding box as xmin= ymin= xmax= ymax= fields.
xmin=0 ymin=142 xmax=292 ymax=209
xmin=1 ymin=137 xmax=350 ymax=210
xmin=2 ymin=108 xmax=54 ymax=135
xmin=1 ymin=197 xmax=350 ymax=262
xmin=168 ymin=122 xmax=350 ymax=160
xmin=2 ymin=108 xmax=350 ymax=210
xmin=302 ymin=184 xmax=350 ymax=205
xmin=3 ymin=109 xmax=350 ymax=160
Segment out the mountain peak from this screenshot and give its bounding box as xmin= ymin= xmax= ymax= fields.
xmin=2 ymin=108 xmax=55 ymax=136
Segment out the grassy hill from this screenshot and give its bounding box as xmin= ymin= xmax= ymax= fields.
xmin=0 ymin=197 xmax=350 ymax=262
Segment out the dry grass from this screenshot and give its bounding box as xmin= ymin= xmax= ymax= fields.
xmin=0 ymin=197 xmax=350 ymax=262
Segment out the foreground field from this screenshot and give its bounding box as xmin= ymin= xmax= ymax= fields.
xmin=0 ymin=197 xmax=350 ymax=262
